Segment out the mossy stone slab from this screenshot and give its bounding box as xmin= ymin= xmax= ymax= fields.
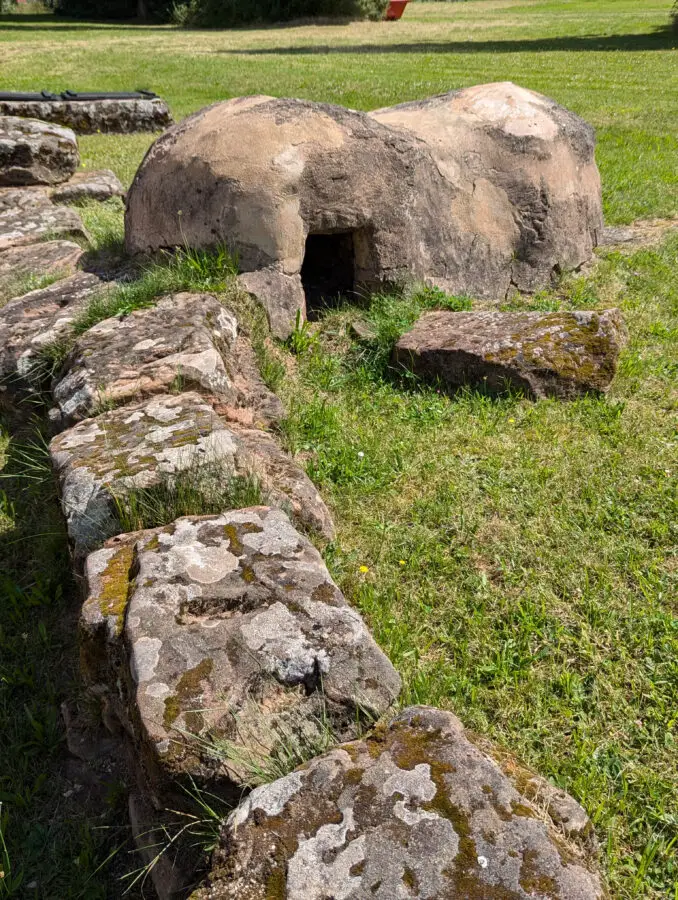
xmin=394 ymin=309 xmax=627 ymax=399
xmin=192 ymin=706 xmax=603 ymax=900
xmin=82 ymin=507 xmax=400 ymax=807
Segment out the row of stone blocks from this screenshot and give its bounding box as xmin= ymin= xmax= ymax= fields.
xmin=1 ymin=271 xmax=606 ymax=899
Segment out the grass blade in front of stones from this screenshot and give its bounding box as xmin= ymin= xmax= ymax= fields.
xmin=0 ymin=421 xmax=132 ymax=896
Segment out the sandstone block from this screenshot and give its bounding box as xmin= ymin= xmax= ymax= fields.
xmin=0 ymin=98 xmax=172 ymax=135
xmin=51 ymin=292 xmax=282 ymax=427
xmin=51 ymin=168 xmax=125 ymax=203
xmin=50 ymin=392 xmax=333 ymax=557
xmin=394 ymin=309 xmax=627 ymax=399
xmin=193 ymin=706 xmax=603 ymax=900
xmin=0 ymin=116 xmax=79 ymax=186
xmin=81 ymin=507 xmax=400 ymax=806
xmin=0 ymin=272 xmax=103 ymax=388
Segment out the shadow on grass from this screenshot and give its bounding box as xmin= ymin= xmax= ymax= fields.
xmin=217 ymin=29 xmax=677 ymax=55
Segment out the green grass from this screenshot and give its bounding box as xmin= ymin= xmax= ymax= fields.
xmin=278 ymin=236 xmax=678 ymax=898
xmin=0 ymin=1 xmax=676 ymax=896
xmin=1 ymin=0 xmax=676 ymax=223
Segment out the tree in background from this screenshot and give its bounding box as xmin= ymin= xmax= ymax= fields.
xmin=53 ymin=0 xmax=386 ymax=22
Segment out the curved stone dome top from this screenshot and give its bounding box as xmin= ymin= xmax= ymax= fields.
xmin=125 ymin=85 xmax=602 ymax=337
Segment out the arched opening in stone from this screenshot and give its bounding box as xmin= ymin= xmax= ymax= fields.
xmin=301 ymin=232 xmax=356 ymax=319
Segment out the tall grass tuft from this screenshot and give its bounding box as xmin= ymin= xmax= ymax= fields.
xmin=113 ymin=463 xmax=264 ymax=533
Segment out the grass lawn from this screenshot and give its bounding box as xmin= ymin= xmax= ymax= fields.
xmin=1 ymin=0 xmax=677 ymax=897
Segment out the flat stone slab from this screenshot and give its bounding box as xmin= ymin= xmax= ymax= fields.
xmin=193 ymin=706 xmax=603 ymax=900
xmin=0 ymin=272 xmax=103 ymax=387
xmin=50 ymin=391 xmax=333 ymax=557
xmin=0 ymin=197 xmax=88 ymax=250
xmin=82 ymin=506 xmax=399 ymax=806
xmin=394 ymin=309 xmax=627 ymax=399
xmin=0 ymin=239 xmax=84 ymax=299
xmin=51 ymin=168 xmax=125 ymax=204
xmin=0 ymin=116 xmax=79 ymax=186
xmin=51 ymin=292 xmax=282 ymax=428
xmin=0 ymin=98 xmax=173 ymax=135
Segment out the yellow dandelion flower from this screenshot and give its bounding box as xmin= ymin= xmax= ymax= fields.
xmin=359 ymin=565 xmax=369 ymax=574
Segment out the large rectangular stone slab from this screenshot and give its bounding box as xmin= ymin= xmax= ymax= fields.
xmin=394 ymin=309 xmax=627 ymax=399
xmin=0 ymin=98 xmax=172 ymax=135
xmin=81 ymin=507 xmax=400 ymax=807
xmin=51 ymin=292 xmax=282 ymax=428
xmin=192 ymin=706 xmax=602 ymax=900
xmin=0 ymin=272 xmax=103 ymax=388
xmin=50 ymin=391 xmax=333 ymax=558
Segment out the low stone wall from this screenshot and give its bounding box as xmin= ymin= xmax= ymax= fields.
xmin=0 ymin=109 xmax=608 ymax=899
xmin=0 ymin=97 xmax=173 ymax=134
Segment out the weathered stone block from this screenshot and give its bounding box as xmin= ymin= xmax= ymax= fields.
xmin=82 ymin=507 xmax=400 ymax=807
xmin=51 ymin=168 xmax=125 ymax=204
xmin=50 ymin=392 xmax=333 ymax=557
xmin=193 ymin=706 xmax=603 ymax=899
xmin=0 ymin=272 xmax=103 ymax=388
xmin=0 ymin=196 xmax=88 ymax=250
xmin=0 ymin=98 xmax=172 ymax=135
xmin=0 ymin=116 xmax=79 ymax=186
xmin=0 ymin=240 xmax=84 ymax=298
xmin=394 ymin=309 xmax=627 ymax=399
xmin=51 ymin=292 xmax=282 ymax=427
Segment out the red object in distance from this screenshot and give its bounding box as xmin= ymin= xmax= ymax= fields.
xmin=385 ymin=0 xmax=409 ymax=21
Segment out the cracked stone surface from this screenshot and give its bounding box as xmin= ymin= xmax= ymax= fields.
xmin=395 ymin=309 xmax=627 ymax=399
xmin=51 ymin=168 xmax=125 ymax=203
xmin=50 ymin=391 xmax=333 ymax=557
xmin=0 ymin=272 xmax=104 ymax=388
xmin=0 ymin=97 xmax=173 ymax=135
xmin=0 ymin=195 xmax=88 ymax=250
xmin=0 ymin=239 xmax=84 ymax=296
xmin=51 ymin=292 xmax=282 ymax=428
xmin=81 ymin=506 xmax=399 ymax=806
xmin=193 ymin=706 xmax=603 ymax=900
xmin=0 ymin=116 xmax=79 ymax=186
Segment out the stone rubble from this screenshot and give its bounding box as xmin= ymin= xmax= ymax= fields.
xmin=0 ymin=197 xmax=88 ymax=250
xmin=395 ymin=309 xmax=627 ymax=399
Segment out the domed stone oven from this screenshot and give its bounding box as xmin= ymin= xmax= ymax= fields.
xmin=125 ymin=84 xmax=603 ymax=337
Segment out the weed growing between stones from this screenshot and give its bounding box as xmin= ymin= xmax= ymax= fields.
xmin=191 ymin=697 xmax=339 ymax=789
xmin=0 ymin=271 xmax=61 ymax=309
xmin=112 ymin=462 xmax=264 ymax=533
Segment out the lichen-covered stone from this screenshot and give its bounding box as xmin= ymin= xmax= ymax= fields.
xmin=50 ymin=392 xmax=333 ymax=557
xmin=82 ymin=507 xmax=400 ymax=807
xmin=0 ymin=240 xmax=84 ymax=297
xmin=51 ymin=168 xmax=125 ymax=203
xmin=394 ymin=309 xmax=627 ymax=399
xmin=0 ymin=116 xmax=79 ymax=186
xmin=193 ymin=706 xmax=603 ymax=900
xmin=0 ymin=97 xmax=173 ymax=135
xmin=0 ymin=194 xmax=88 ymax=250
xmin=51 ymin=292 xmax=281 ymax=427
xmin=0 ymin=272 xmax=104 ymax=388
